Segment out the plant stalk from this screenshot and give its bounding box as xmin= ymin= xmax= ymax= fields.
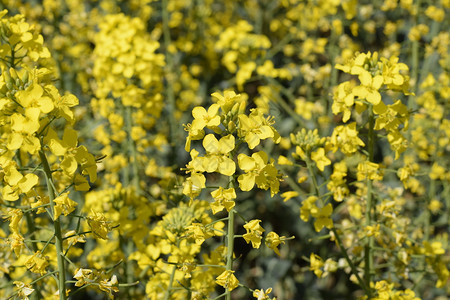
xmin=39 ymin=150 xmax=67 ymax=300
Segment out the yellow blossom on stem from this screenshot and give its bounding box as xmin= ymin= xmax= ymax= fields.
xmin=186 ymin=222 xmax=214 ymax=245
xmin=202 ymin=134 xmax=236 ymax=176
xmin=238 ymin=108 xmax=280 ymax=149
xmin=99 ymin=274 xmax=119 ymax=298
xmin=191 ymin=104 xmax=221 ymax=132
xmin=357 ymin=161 xmax=383 ymax=181
xmin=210 ymin=187 xmax=236 ymax=214
xmin=309 ymin=253 xmax=324 ymax=278
xmin=330 ymin=122 xmax=365 ymax=154
xmin=311 ymin=147 xmax=331 ymax=171
xmin=182 ymin=172 xmax=206 ymax=199
xmin=25 ymin=251 xmax=49 ymax=275
xmin=6 ymin=232 xmax=25 ymax=256
xmin=300 ymin=196 xmax=318 ymax=222
xmin=243 ymin=219 xmax=265 ymax=249
xmin=216 ymin=270 xmax=239 ymax=291
xmin=265 ymin=231 xmax=290 ymax=256
xmin=13 ymin=281 xmax=34 ymax=300
xmin=87 ymin=210 xmax=112 ymax=240
xmin=253 ymin=287 xmax=274 ymax=300
xmin=310 ymin=203 xmax=333 ymax=232
xmin=6 ymin=208 xmax=23 ymax=234
xmin=64 ymin=230 xmax=86 ymax=246
xmin=53 ymin=192 xmax=78 ymax=220
xmin=238 ymin=151 xmax=281 ymax=196
xmin=73 ymin=268 xmax=94 ymax=287
xmin=354 ymin=70 xmax=384 ymax=105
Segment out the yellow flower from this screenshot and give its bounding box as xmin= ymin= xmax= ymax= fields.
xmin=374 ymin=100 xmax=409 ymax=133
xmin=202 ymin=134 xmax=236 ymax=176
xmin=330 ymin=122 xmax=365 ymax=154
xmin=281 ymin=191 xmax=299 ymax=202
xmin=73 ymin=268 xmax=94 ymax=287
xmin=238 ymin=151 xmax=281 ymax=196
xmin=13 ymin=281 xmax=34 ymax=300
xmin=309 ymin=253 xmax=324 ymax=278
xmin=182 ymin=172 xmax=206 ymax=199
xmin=429 ymin=163 xmax=446 ymax=180
xmin=99 ymin=274 xmax=119 ymax=298
xmin=47 ymin=127 xmax=97 ymax=182
xmin=277 ymin=155 xmax=293 ymax=166
xmin=64 ymin=230 xmax=86 ymax=246
xmin=265 ymin=231 xmax=289 ymax=256
xmin=428 ymin=199 xmax=442 ymax=214
xmin=6 ymin=208 xmax=23 ymax=234
xmin=357 ymin=161 xmax=383 ymax=181
xmin=191 ymin=104 xmax=221 ymax=132
xmin=310 ymin=203 xmax=333 ymax=232
xmin=7 ymin=107 xmax=41 ymax=154
xmin=87 ymin=210 xmax=112 ymax=240
xmin=253 ymin=287 xmax=274 ymax=300
xmin=354 ymin=70 xmax=384 ymax=105
xmin=210 ymin=187 xmax=236 ymax=214
xmin=53 ymin=192 xmax=78 ymax=220
xmin=211 ymin=90 xmax=246 ymax=114
xmin=422 ymin=241 xmax=445 ymax=256
xmin=238 ymin=109 xmax=280 ymax=149
xmin=15 ymin=83 xmax=54 ymax=112
xmin=6 ymin=232 xmax=25 ymax=256
xmin=54 ymin=92 xmax=79 ymax=124
xmin=311 ymin=147 xmax=331 ymax=171
xmin=300 ymin=196 xmax=318 ymax=222
xmin=243 ymin=219 xmax=265 ymax=249
xmin=2 ymin=163 xmax=39 ymax=201
xmin=216 ymin=270 xmax=239 ymax=291
xmin=186 ymin=223 xmax=214 ymax=245
xmin=387 ymin=131 xmax=408 ymax=159
xmin=25 ymin=251 xmax=49 ymax=275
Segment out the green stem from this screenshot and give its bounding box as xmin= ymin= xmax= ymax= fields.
xmin=39 ymin=151 xmax=67 ymax=300
xmin=125 ymin=106 xmax=140 ymax=192
xmin=305 ymin=154 xmax=320 ymax=197
xmin=364 ymin=107 xmax=376 ymax=296
xmin=332 ymin=228 xmax=371 ymax=295
xmin=164 ymin=264 xmax=177 ymax=300
xmin=123 ymin=105 xmax=140 ymax=298
xmin=225 ymin=208 xmax=235 ymax=300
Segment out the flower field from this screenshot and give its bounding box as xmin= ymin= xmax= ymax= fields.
xmin=0 ymin=0 xmax=448 ymax=299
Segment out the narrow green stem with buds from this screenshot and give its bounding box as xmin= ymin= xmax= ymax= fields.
xmin=39 ymin=150 xmax=67 ymax=300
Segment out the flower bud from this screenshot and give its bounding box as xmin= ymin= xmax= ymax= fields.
xmin=227 ymin=121 xmax=236 ymax=133
xmin=6 ymin=81 xmax=13 ymax=91
xmin=9 ymin=68 xmax=18 ymax=81
xmin=231 ymin=102 xmax=240 ymax=116
xmin=21 ymin=70 xmax=29 ymax=84
xmin=238 ymin=101 xmax=246 ymax=114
